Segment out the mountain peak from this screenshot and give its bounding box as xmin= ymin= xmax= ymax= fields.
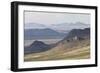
xmin=31 ymin=40 xmax=46 ymax=46
xmin=25 ymin=40 xmax=52 ymax=54
xmin=64 ymin=28 xmax=90 ymax=40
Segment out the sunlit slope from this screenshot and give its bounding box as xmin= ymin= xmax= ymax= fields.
xmin=24 ymin=40 xmax=90 ymax=61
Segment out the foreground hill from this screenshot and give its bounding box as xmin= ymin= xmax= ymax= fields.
xmin=24 ymin=39 xmax=90 ymax=61
xmin=24 ymin=41 xmax=52 ymax=54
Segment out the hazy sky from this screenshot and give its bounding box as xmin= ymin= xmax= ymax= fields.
xmin=25 ymin=11 xmax=90 ymax=24
xmin=24 ymin=11 xmax=90 ymax=30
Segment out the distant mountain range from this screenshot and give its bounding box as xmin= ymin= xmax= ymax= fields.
xmin=51 ymin=22 xmax=90 ymax=30
xmin=24 ymin=28 xmax=67 ymax=40
xmin=24 ymin=28 xmax=90 ymax=55
xmin=25 ymin=22 xmax=90 ymax=31
xmin=25 ymin=23 xmax=47 ymax=29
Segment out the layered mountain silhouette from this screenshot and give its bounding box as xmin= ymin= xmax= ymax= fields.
xmin=25 ymin=22 xmax=89 ymax=31
xmin=25 ymin=28 xmax=90 ymax=55
xmin=24 ymin=28 xmax=66 ymax=40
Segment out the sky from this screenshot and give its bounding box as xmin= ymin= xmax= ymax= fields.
xmin=24 ymin=11 xmax=90 ymax=30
